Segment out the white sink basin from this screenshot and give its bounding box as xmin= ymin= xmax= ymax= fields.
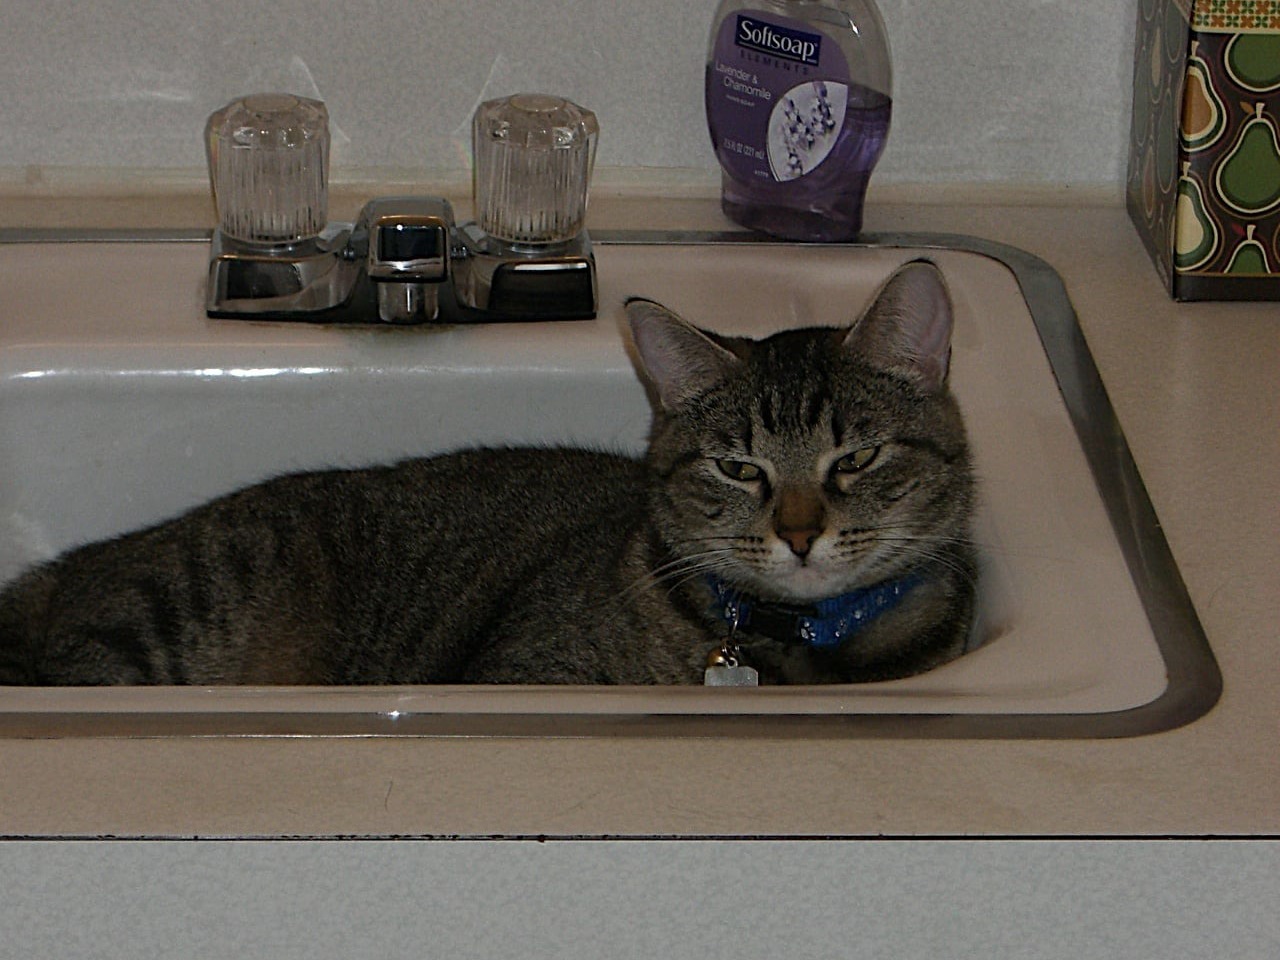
xmin=0 ymin=230 xmax=1219 ymax=737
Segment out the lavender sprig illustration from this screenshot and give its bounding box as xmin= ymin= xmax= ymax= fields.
xmin=780 ymin=82 xmax=837 ymax=176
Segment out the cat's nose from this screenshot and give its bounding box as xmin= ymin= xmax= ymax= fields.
xmin=778 ymin=527 xmax=821 ymax=557
xmin=774 ymin=488 xmax=826 ymax=558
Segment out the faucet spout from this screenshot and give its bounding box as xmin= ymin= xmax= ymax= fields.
xmin=359 ymin=197 xmax=451 ymax=323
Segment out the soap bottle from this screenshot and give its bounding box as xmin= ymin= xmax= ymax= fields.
xmin=705 ymin=0 xmax=892 ymax=241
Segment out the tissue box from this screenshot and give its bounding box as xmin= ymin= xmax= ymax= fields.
xmin=1126 ymin=0 xmax=1280 ymax=300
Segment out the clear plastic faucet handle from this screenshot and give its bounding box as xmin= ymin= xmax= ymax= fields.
xmin=206 ymin=93 xmax=330 ymax=246
xmin=473 ymin=93 xmax=599 ymax=246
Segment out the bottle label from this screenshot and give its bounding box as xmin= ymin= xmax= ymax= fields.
xmin=707 ymin=10 xmax=853 ymax=183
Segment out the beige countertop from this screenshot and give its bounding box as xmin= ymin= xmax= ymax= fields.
xmin=0 ymin=184 xmax=1276 ymax=837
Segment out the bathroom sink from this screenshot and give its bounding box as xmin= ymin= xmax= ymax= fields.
xmin=0 ymin=229 xmax=1219 ymax=738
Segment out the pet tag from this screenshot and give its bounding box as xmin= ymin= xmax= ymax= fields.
xmin=703 ymin=640 xmax=759 ymax=687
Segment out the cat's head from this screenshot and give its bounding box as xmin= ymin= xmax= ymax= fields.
xmin=625 ymin=259 xmax=973 ymax=604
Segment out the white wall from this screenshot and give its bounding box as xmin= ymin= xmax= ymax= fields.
xmin=0 ymin=0 xmax=1137 ymax=187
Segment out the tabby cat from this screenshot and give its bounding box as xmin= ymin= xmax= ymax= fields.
xmin=0 ymin=259 xmax=975 ymax=686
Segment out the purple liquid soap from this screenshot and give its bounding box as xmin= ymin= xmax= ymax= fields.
xmin=705 ymin=3 xmax=893 ymax=242
xmin=714 ymin=80 xmax=890 ymax=241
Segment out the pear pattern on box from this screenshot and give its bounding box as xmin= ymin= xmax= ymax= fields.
xmin=1161 ymin=0 xmax=1186 ymax=63
xmin=1225 ymin=34 xmax=1280 ymax=93
xmin=1215 ymin=104 xmax=1280 ymax=216
xmin=1181 ymin=44 xmax=1226 ymax=153
xmin=1143 ymin=145 xmax=1160 ymax=222
xmin=1175 ymin=166 xmax=1219 ymax=271
xmin=1225 ymin=224 xmax=1271 ymax=275
xmin=1156 ymin=88 xmax=1181 ymax=192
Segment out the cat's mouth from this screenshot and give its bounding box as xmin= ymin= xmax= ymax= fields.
xmin=738 ymin=552 xmax=864 ymax=604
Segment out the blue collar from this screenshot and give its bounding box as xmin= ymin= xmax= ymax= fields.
xmin=707 ymin=573 xmax=924 ymax=650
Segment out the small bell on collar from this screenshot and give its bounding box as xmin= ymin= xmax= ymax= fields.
xmin=703 ymin=638 xmax=759 ymax=687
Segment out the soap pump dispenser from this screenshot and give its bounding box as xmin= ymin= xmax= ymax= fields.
xmin=705 ymin=0 xmax=892 ymax=241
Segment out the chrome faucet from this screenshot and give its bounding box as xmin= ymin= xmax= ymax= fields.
xmin=204 ymin=93 xmax=598 ymax=324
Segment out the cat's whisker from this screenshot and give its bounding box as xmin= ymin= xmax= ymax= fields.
xmin=537 ymin=547 xmax=737 ymax=625
xmin=839 ymin=525 xmax=1005 ymax=558
xmin=852 ymin=538 xmax=980 ymax=588
xmin=609 ymin=547 xmax=738 ymax=607
xmin=653 ymin=564 xmax=735 ymax=602
xmin=653 ymin=555 xmax=738 ymax=591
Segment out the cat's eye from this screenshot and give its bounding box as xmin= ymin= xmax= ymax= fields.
xmin=833 ymin=447 xmax=880 ymax=474
xmin=715 ymin=459 xmax=763 ymax=482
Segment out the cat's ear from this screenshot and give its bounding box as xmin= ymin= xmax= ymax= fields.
xmin=625 ymin=298 xmax=741 ymax=409
xmin=845 ymin=259 xmax=955 ymax=392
